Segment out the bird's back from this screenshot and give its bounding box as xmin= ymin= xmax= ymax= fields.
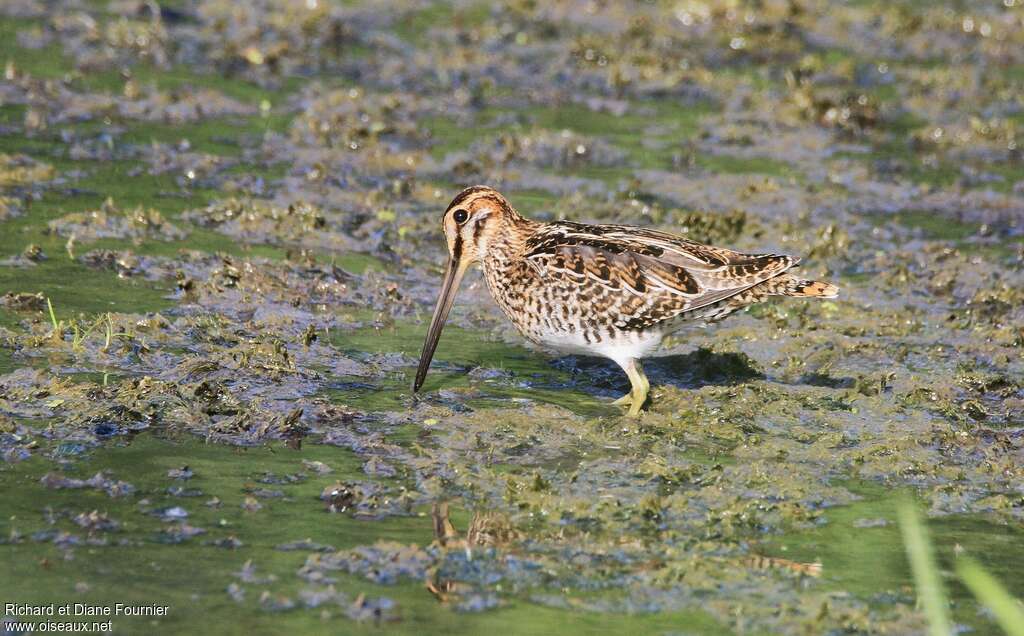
xmin=478 ymin=219 xmax=832 ymax=359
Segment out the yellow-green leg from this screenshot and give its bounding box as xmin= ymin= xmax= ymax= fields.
xmin=612 ymin=359 xmax=650 ymax=417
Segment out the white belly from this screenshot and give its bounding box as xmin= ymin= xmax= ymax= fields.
xmin=532 ymin=327 xmax=665 ymax=369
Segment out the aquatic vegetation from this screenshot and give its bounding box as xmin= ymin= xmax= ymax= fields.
xmin=460 ymin=129 xmax=628 ymax=172
xmin=183 ymin=198 xmax=328 ymax=245
xmin=899 ymin=501 xmax=953 ymax=636
xmin=1 ymin=0 xmax=1024 ymax=633
xmin=0 ymin=290 xmax=44 ymax=311
xmin=47 ymin=197 xmax=188 ymax=244
xmin=290 ymin=85 xmax=430 ymax=150
xmin=957 ymin=558 xmax=1024 ymax=636
xmin=0 ymin=152 xmax=53 ymax=187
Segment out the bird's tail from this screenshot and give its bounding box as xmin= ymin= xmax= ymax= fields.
xmin=767 ymin=273 xmax=839 ymax=298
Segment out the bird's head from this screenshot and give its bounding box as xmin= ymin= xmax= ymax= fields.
xmin=438 ymin=185 xmax=518 ymax=266
xmin=413 ymin=185 xmax=520 ymax=392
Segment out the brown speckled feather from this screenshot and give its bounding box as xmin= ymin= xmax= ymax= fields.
xmin=523 ymin=221 xmax=796 ymax=330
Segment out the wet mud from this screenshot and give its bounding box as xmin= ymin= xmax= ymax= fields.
xmin=1 ymin=1 xmax=1023 ymax=634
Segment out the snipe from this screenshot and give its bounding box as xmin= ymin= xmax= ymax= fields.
xmin=413 ymin=186 xmax=838 ymax=416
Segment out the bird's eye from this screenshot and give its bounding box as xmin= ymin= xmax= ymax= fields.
xmin=452 ymin=209 xmax=468 ymax=224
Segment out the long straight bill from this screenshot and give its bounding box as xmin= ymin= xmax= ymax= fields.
xmin=413 ymin=257 xmax=467 ymax=392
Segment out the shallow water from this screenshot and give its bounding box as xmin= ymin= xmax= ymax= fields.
xmin=1 ymin=1 xmax=1023 ymax=634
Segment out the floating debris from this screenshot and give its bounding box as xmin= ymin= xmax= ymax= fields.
xmin=275 ymin=539 xmax=337 ymax=553
xmin=167 ymin=466 xmax=194 ymax=480
xmin=39 ymin=472 xmax=136 ymax=498
xmin=300 ymin=542 xmax=433 ymax=586
xmin=47 ymin=198 xmax=188 ymax=244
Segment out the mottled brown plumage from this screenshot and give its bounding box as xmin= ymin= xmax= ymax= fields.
xmin=414 ymin=186 xmax=839 ymax=415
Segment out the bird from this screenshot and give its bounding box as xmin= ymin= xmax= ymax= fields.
xmin=413 ymin=185 xmax=838 ymax=416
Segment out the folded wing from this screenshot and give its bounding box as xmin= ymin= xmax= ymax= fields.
xmin=523 ymin=222 xmax=797 ymax=329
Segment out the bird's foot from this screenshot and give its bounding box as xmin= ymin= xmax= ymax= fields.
xmin=612 ymin=393 xmax=633 ymax=406
xmin=614 ymin=359 xmax=650 ymax=417
xmin=613 ymin=392 xmax=646 ymax=417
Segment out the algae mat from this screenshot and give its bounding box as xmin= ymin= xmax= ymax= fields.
xmin=2 ymin=1 xmax=1023 ymax=634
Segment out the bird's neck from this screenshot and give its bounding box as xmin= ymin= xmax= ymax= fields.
xmin=480 ymin=213 xmax=539 ymax=271
xmin=478 ymin=214 xmax=541 ymax=329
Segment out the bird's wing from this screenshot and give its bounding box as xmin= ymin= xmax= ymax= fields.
xmin=523 ymin=222 xmax=797 ymax=329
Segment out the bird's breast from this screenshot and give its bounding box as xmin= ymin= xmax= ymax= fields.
xmin=480 ymin=257 xmax=665 ymax=364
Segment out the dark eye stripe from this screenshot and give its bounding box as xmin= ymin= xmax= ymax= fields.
xmin=452 ymin=235 xmax=463 ymax=261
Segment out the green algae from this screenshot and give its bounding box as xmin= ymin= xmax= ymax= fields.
xmin=2 ymin=1 xmax=1024 ymax=634
xmin=762 ymin=482 xmax=1024 ymax=633
xmin=327 ymin=320 xmax=612 ymax=416
xmin=0 ymin=347 xmax=14 ymax=373
xmin=0 ymin=260 xmax=173 ymax=316
xmin=0 ymin=18 xmax=64 ymax=80
xmin=891 ymin=210 xmax=982 ymax=242
xmin=0 ymin=435 xmax=725 ymax=635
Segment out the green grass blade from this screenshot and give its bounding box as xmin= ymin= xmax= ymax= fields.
xmin=957 ymin=558 xmax=1024 ymax=636
xmin=46 ymin=296 xmax=58 ymax=331
xmin=898 ymin=500 xmax=952 ymax=636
